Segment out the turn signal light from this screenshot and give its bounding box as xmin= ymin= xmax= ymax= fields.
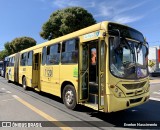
xmin=110 ymin=85 xmax=115 ymax=88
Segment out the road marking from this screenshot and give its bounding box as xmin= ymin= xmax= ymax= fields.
xmin=1 ymin=98 xmax=15 ymax=102
xmin=1 ymin=88 xmax=6 ymax=90
xmin=150 ymin=97 xmax=160 ymax=101
xmin=6 ymin=91 xmax=12 ymax=94
xmin=150 ymin=83 xmax=160 ymax=85
xmin=12 ymin=95 xmax=72 ymax=130
xmin=153 ymin=92 xmax=160 ymax=95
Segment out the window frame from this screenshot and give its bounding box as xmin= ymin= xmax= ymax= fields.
xmin=61 ymin=38 xmax=79 ymax=64
xmin=20 ymin=52 xmax=28 ymax=66
xmin=42 ymin=47 xmax=47 ymax=66
xmin=27 ymin=51 xmax=33 ymax=66
xmin=46 ymin=43 xmax=61 ymax=65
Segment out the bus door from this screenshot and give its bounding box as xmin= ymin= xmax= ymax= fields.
xmin=79 ymin=39 xmax=105 ymax=110
xmin=78 ymin=43 xmax=89 ymax=101
xmin=32 ymin=53 xmax=40 ymax=89
xmin=98 ymin=39 xmax=105 ymax=110
xmin=14 ymin=53 xmax=20 ymax=82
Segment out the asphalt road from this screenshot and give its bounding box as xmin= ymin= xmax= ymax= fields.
xmin=0 ymin=77 xmax=160 ymax=129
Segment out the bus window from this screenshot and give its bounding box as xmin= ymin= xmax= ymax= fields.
xmin=28 ymin=51 xmax=33 ymax=66
xmin=8 ymin=58 xmax=11 ymax=66
xmin=11 ymin=57 xmax=15 ymax=66
xmin=46 ymin=43 xmax=60 ymax=65
xmin=21 ymin=53 xmax=28 ymax=66
xmin=42 ymin=47 xmax=46 ymax=65
xmin=61 ymin=39 xmax=78 ymax=64
xmin=8 ymin=57 xmax=14 ymax=67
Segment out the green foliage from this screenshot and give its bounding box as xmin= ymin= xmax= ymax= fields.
xmin=4 ymin=42 xmax=14 ymax=55
xmin=0 ymin=37 xmax=36 ymax=58
xmin=40 ymin=7 xmax=96 ymax=40
xmin=0 ymin=50 xmax=8 ymax=60
xmin=11 ymin=37 xmax=36 ymax=53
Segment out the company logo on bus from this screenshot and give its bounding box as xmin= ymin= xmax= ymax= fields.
xmin=135 ymin=90 xmax=138 ymax=95
xmin=137 ymin=67 xmax=142 ymax=78
xmin=83 ymin=31 xmax=100 ymax=40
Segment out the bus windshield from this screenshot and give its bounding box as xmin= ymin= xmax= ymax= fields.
xmin=109 ymin=38 xmax=148 ymax=79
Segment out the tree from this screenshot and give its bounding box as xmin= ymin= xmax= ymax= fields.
xmin=0 ymin=50 xmax=8 ymax=60
xmin=0 ymin=37 xmax=36 ymax=59
xmin=4 ymin=42 xmax=14 ymax=55
xmin=5 ymin=37 xmax=37 ymax=55
xmin=10 ymin=37 xmax=36 ymax=53
xmin=40 ymin=7 xmax=96 ymax=40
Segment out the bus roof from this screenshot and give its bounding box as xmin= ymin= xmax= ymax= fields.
xmin=7 ymin=53 xmax=16 ymax=58
xmin=20 ymin=21 xmax=110 ymax=53
xmin=8 ymin=20 xmax=141 ymax=55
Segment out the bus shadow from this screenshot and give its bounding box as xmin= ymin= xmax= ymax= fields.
xmin=86 ymin=100 xmax=160 ymax=128
xmin=30 ymin=88 xmax=64 ymax=104
xmin=13 ymin=82 xmax=64 ymax=104
xmin=15 ymin=82 xmax=98 ymax=112
xmin=11 ymin=81 xmax=160 ymax=129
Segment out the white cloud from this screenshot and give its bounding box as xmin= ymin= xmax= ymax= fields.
xmin=51 ymin=0 xmax=150 ymax=24
xmin=52 ymin=0 xmax=76 ymax=8
xmin=117 ymin=1 xmax=147 ymax=14
xmin=112 ymin=15 xmax=144 ymax=24
xmin=52 ymin=0 xmax=95 ymax=9
xmin=94 ymin=0 xmax=147 ymax=24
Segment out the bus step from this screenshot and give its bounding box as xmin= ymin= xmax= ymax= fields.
xmin=89 ymin=93 xmax=98 ymax=104
xmin=88 ymin=93 xmax=104 ymax=104
xmin=34 ymin=88 xmax=40 ymax=92
xmin=33 ymin=86 xmax=38 ymax=88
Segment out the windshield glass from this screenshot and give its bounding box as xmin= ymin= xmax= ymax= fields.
xmin=108 ymin=23 xmax=144 ymax=42
xmin=109 ymin=37 xmax=148 ymax=79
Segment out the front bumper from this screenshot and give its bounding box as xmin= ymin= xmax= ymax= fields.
xmin=104 ymin=91 xmax=150 ymax=113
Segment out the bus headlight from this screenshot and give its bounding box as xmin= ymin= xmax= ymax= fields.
xmin=110 ymin=85 xmax=125 ymax=97
xmin=118 ymin=92 xmax=122 ymax=97
xmin=115 ymin=87 xmax=125 ymax=97
xmin=115 ymin=88 xmax=118 ymax=93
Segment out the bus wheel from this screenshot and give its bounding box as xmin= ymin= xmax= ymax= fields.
xmin=22 ymin=77 xmax=27 ymax=90
xmin=63 ymin=85 xmax=77 ymax=110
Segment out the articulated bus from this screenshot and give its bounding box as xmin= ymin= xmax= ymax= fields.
xmin=0 ymin=61 xmax=3 ymax=76
xmin=0 ymin=58 xmax=9 ymax=77
xmin=6 ymin=21 xmax=150 ymax=112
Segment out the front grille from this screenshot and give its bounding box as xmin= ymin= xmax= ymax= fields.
xmin=126 ymin=92 xmax=134 ymax=95
xmin=130 ymin=97 xmax=142 ymax=104
xmin=126 ymin=90 xmax=143 ymax=96
xmin=122 ymin=81 xmax=146 ymax=90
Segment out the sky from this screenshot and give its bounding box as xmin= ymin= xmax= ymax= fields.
xmin=0 ymin=0 xmax=160 ymax=51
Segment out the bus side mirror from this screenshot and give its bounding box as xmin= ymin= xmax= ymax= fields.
xmin=111 ymin=29 xmax=120 ymax=50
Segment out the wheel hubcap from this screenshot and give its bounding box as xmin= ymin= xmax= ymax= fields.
xmin=65 ymin=90 xmax=74 ymax=105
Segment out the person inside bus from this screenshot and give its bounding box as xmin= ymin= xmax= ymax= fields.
xmin=90 ymin=48 xmax=97 ymax=82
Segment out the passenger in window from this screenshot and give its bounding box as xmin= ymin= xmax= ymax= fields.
xmin=91 ymin=48 xmax=96 ymax=65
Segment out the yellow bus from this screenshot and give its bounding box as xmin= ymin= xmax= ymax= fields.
xmin=6 ymin=21 xmax=150 ymax=112
xmin=6 ymin=53 xmax=17 ymax=82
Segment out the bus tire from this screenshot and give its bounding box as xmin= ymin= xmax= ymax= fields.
xmin=63 ymin=85 xmax=77 ymax=110
xmin=22 ymin=77 xmax=27 ymax=90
